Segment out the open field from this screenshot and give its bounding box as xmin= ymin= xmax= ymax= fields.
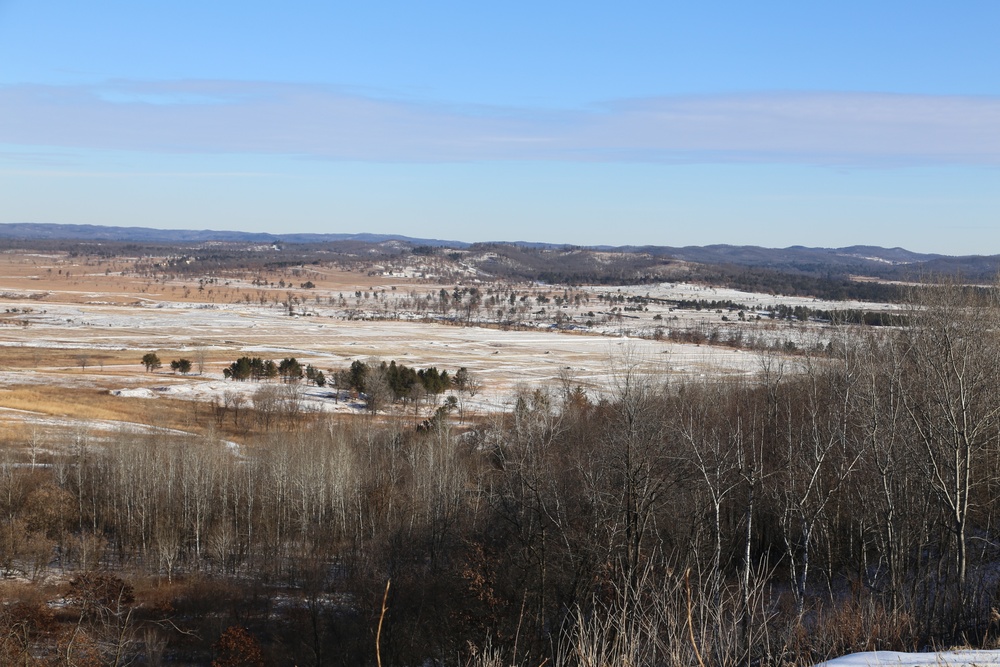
xmin=0 ymin=248 xmax=891 ymax=442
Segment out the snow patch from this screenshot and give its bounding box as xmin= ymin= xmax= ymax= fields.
xmin=110 ymin=388 xmax=157 ymax=398
xmin=816 ymin=651 xmax=1000 ymax=667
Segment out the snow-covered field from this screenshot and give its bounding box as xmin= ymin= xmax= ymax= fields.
xmin=0 ymin=254 xmax=885 ymax=429
xmin=615 ymin=281 xmax=891 ymax=311
xmin=1 ymin=298 xmax=768 ymax=412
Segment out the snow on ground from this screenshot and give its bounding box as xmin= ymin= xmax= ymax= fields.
xmin=110 ymin=387 xmax=156 ymax=398
xmin=573 ymin=282 xmax=898 ymax=346
xmin=0 ymin=405 xmax=227 ymax=441
xmin=0 ymin=407 xmax=242 ymax=455
xmin=815 ymin=651 xmax=1000 ymax=667
xmin=0 ymin=278 xmax=879 ymax=423
xmin=1 ymin=306 xmax=773 ymax=409
xmin=611 ymin=281 xmax=897 ymax=312
xmin=138 ymin=379 xmax=368 ymax=415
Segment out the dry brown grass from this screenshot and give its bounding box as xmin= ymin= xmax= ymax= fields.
xmin=0 ymin=386 xmax=149 ymax=421
xmin=0 ymin=251 xmax=432 ymax=307
xmin=0 ymin=347 xmax=238 ymax=374
xmin=0 ymin=385 xmax=220 ymax=434
xmin=0 ymin=347 xmax=137 ymax=370
xmin=0 ymin=380 xmax=302 ymax=447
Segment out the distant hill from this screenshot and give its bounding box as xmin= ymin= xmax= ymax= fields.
xmin=2 ymin=222 xmax=999 ymax=290
xmin=461 ymin=241 xmax=993 ymax=284
xmin=636 ymin=244 xmax=947 ymax=276
xmin=0 ymin=222 xmax=469 ymax=247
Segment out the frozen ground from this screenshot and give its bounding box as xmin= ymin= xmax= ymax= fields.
xmin=615 ymin=281 xmax=893 ymax=311
xmin=1 ymin=304 xmax=767 ymax=414
xmin=815 ymin=651 xmax=1000 ymax=667
xmin=0 ymin=265 xmax=881 ymax=424
xmin=0 ymin=405 xmax=241 ymax=454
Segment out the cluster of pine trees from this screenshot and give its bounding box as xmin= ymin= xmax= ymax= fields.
xmin=222 ymin=355 xmax=325 ymax=385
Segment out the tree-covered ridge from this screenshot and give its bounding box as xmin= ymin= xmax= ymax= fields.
xmin=6 ymin=230 xmax=1000 ymax=301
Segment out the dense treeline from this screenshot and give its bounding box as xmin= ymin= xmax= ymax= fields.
xmin=4 ymin=285 xmax=1000 ymax=664
xmin=683 ymin=265 xmax=908 ymax=302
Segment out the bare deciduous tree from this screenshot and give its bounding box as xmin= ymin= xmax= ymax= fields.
xmin=896 ymin=283 xmax=1000 ymax=609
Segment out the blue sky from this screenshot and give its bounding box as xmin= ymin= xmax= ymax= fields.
xmin=1 ymin=1 xmax=998 ymax=253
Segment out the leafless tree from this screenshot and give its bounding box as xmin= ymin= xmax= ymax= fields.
xmin=776 ymin=352 xmax=862 ymax=616
xmin=223 ymin=390 xmax=246 ymax=428
xmin=252 ymin=384 xmax=282 ymax=430
xmin=364 ymin=363 xmax=392 ymax=414
xmin=895 ymin=283 xmax=1000 ymax=611
xmin=195 ymin=347 xmax=208 ymax=375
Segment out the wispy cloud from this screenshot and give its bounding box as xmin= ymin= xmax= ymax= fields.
xmin=2 ymin=80 xmax=998 ymax=165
